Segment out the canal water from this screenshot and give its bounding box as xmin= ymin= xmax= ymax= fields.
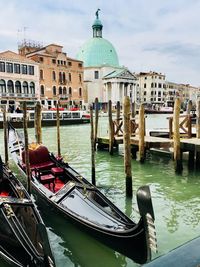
xmin=0 ymin=114 xmax=200 ymax=267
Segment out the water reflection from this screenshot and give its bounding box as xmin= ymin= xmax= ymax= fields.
xmin=0 ymin=115 xmax=199 ymax=265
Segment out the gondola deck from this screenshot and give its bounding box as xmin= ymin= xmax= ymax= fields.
xmin=8 ymin=123 xmax=157 ymax=264
xmin=0 ymin=157 xmax=55 ymax=267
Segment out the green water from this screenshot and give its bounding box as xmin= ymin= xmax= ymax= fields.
xmin=0 ymin=115 xmax=200 ymax=267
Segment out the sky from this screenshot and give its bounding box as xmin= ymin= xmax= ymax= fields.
xmin=1 ymin=0 xmax=200 ymax=86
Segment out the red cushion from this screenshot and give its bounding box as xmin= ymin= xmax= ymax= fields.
xmin=22 ymin=149 xmax=38 ymax=165
xmin=0 ymin=191 xmax=9 ymax=197
xmin=36 ymin=146 xmax=50 ymax=163
xmin=51 ymin=167 xmax=64 ymax=175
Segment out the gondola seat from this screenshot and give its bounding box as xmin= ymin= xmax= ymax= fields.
xmin=35 ymin=169 xmax=55 ymax=192
xmin=22 ymin=145 xmax=55 ymax=171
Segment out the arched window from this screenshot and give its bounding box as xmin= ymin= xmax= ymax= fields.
xmin=79 ymin=88 xmax=82 ymax=97
xmin=23 ymin=81 xmax=28 ymax=94
xmin=53 ymin=86 xmax=56 ymax=96
xmin=63 ymin=87 xmax=67 ymax=95
xmin=69 ymin=87 xmax=72 ymax=96
xmin=63 ymin=72 xmax=66 ymax=83
xmin=15 ymin=81 xmax=21 ymax=94
xmin=40 ymin=70 xmax=44 ymax=80
xmin=59 ymin=86 xmax=62 ymax=95
xmin=29 ymin=82 xmax=35 ymax=94
xmin=7 ymin=80 xmax=14 ymax=94
xmin=40 ymin=85 xmax=44 ymax=96
xmin=59 ymin=72 xmax=62 ymax=83
xmin=69 ymin=73 xmax=71 ymax=82
xmin=0 ymin=79 xmax=6 ymax=93
xmin=52 ymin=71 xmax=56 ymax=81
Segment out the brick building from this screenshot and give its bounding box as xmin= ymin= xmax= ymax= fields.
xmin=19 ymin=42 xmax=84 ymax=109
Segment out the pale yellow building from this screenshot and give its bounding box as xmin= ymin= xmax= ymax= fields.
xmin=0 ymin=50 xmax=39 ymax=111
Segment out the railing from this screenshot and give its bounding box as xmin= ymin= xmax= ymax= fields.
xmin=113 ymin=118 xmax=138 ymax=137
xmin=168 ymin=114 xmax=192 ymax=139
xmin=0 ymin=92 xmax=36 ymax=98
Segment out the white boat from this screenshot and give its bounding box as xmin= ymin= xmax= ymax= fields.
xmin=0 ymin=110 xmax=90 ymax=128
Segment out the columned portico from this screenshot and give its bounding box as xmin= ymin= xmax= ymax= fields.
xmin=103 ymin=69 xmax=137 ymax=106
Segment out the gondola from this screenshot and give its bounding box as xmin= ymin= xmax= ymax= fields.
xmin=8 ymin=123 xmax=157 ymax=264
xmin=0 ymin=156 xmax=55 ymax=267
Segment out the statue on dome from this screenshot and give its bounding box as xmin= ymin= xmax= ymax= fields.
xmin=95 ymin=8 xmax=100 ymax=19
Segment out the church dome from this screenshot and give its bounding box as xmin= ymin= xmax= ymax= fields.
xmin=76 ymin=10 xmax=119 ymax=67
xmin=77 ymin=37 xmax=119 ymax=67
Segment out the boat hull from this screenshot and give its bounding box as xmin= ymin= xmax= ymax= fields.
xmin=8 ymin=124 xmax=156 ymax=264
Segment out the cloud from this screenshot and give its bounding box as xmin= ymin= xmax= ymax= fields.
xmin=0 ymin=0 xmax=200 ymax=86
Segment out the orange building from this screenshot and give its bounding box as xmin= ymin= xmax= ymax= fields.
xmin=19 ymin=42 xmax=84 ymax=109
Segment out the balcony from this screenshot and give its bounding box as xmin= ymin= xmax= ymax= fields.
xmin=0 ymin=92 xmax=36 ymax=99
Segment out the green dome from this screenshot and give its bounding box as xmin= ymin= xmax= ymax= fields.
xmin=77 ymin=37 xmax=119 ymax=67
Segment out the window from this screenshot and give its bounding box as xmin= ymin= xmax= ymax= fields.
xmin=78 ymin=63 xmax=82 ymax=67
xmin=53 ymin=86 xmax=56 ymax=96
xmin=94 ymin=71 xmax=99 ymax=79
xmin=6 ymin=63 xmax=13 ymax=73
xmin=68 ymin=61 xmax=72 ymax=67
xmin=63 ymin=72 xmax=66 ymax=83
xmin=52 ymin=71 xmax=56 ymax=81
xmin=158 ymin=83 xmax=162 ymax=88
xmin=59 ymin=87 xmax=62 ymax=95
xmin=63 ymin=87 xmax=67 ymax=95
xmin=151 ymin=83 xmax=154 ymax=88
xmin=23 ymin=81 xmax=28 ymax=94
xmin=0 ymin=62 xmax=5 ymax=72
xmin=21 ymin=65 xmax=27 ymax=74
xmin=79 ymin=74 xmax=82 ymax=82
xmin=40 ymin=70 xmax=44 ymax=80
xmin=69 ymin=73 xmax=71 ymax=82
xmin=15 ymin=81 xmax=21 ymax=94
xmin=14 ymin=64 xmax=20 ymax=74
xmin=7 ymin=80 xmax=14 ymax=93
xmin=28 ymin=66 xmax=34 ymax=75
xmin=52 ymin=59 xmax=56 ymax=64
xmin=40 ymin=85 xmax=44 ymax=96
xmin=30 ymin=82 xmax=35 ymax=94
xmin=144 ymin=83 xmax=146 ymax=88
xmin=0 ymin=79 xmax=6 ymax=93
xmin=39 ymin=57 xmax=43 ymax=62
xmin=69 ymin=87 xmax=72 ymax=96
xmin=79 ymin=88 xmax=82 ymax=97
xmin=59 ymin=72 xmax=62 ymax=83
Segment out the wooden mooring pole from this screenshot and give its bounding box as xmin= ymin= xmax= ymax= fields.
xmin=123 ymin=96 xmax=132 ymax=197
xmin=34 ymin=101 xmax=42 ymax=144
xmin=90 ymin=105 xmax=96 ymax=185
xmin=23 ymin=102 xmax=31 ymax=194
xmin=138 ymin=104 xmax=145 ymax=163
xmin=108 ymin=100 xmax=114 ymax=155
xmin=173 ymin=98 xmax=183 ymax=173
xmin=131 ymin=101 xmax=136 ymax=118
xmin=56 ymin=102 xmax=61 ymax=157
xmin=196 ymin=100 xmax=200 ymax=170
xmin=3 ymin=109 xmax=8 ymax=166
xmin=94 ymin=97 xmax=99 ymax=151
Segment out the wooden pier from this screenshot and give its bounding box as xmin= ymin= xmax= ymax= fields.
xmin=96 ymin=99 xmax=200 ymax=172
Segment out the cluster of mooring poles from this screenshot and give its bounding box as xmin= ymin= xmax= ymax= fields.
xmin=92 ymin=97 xmax=200 ymax=196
